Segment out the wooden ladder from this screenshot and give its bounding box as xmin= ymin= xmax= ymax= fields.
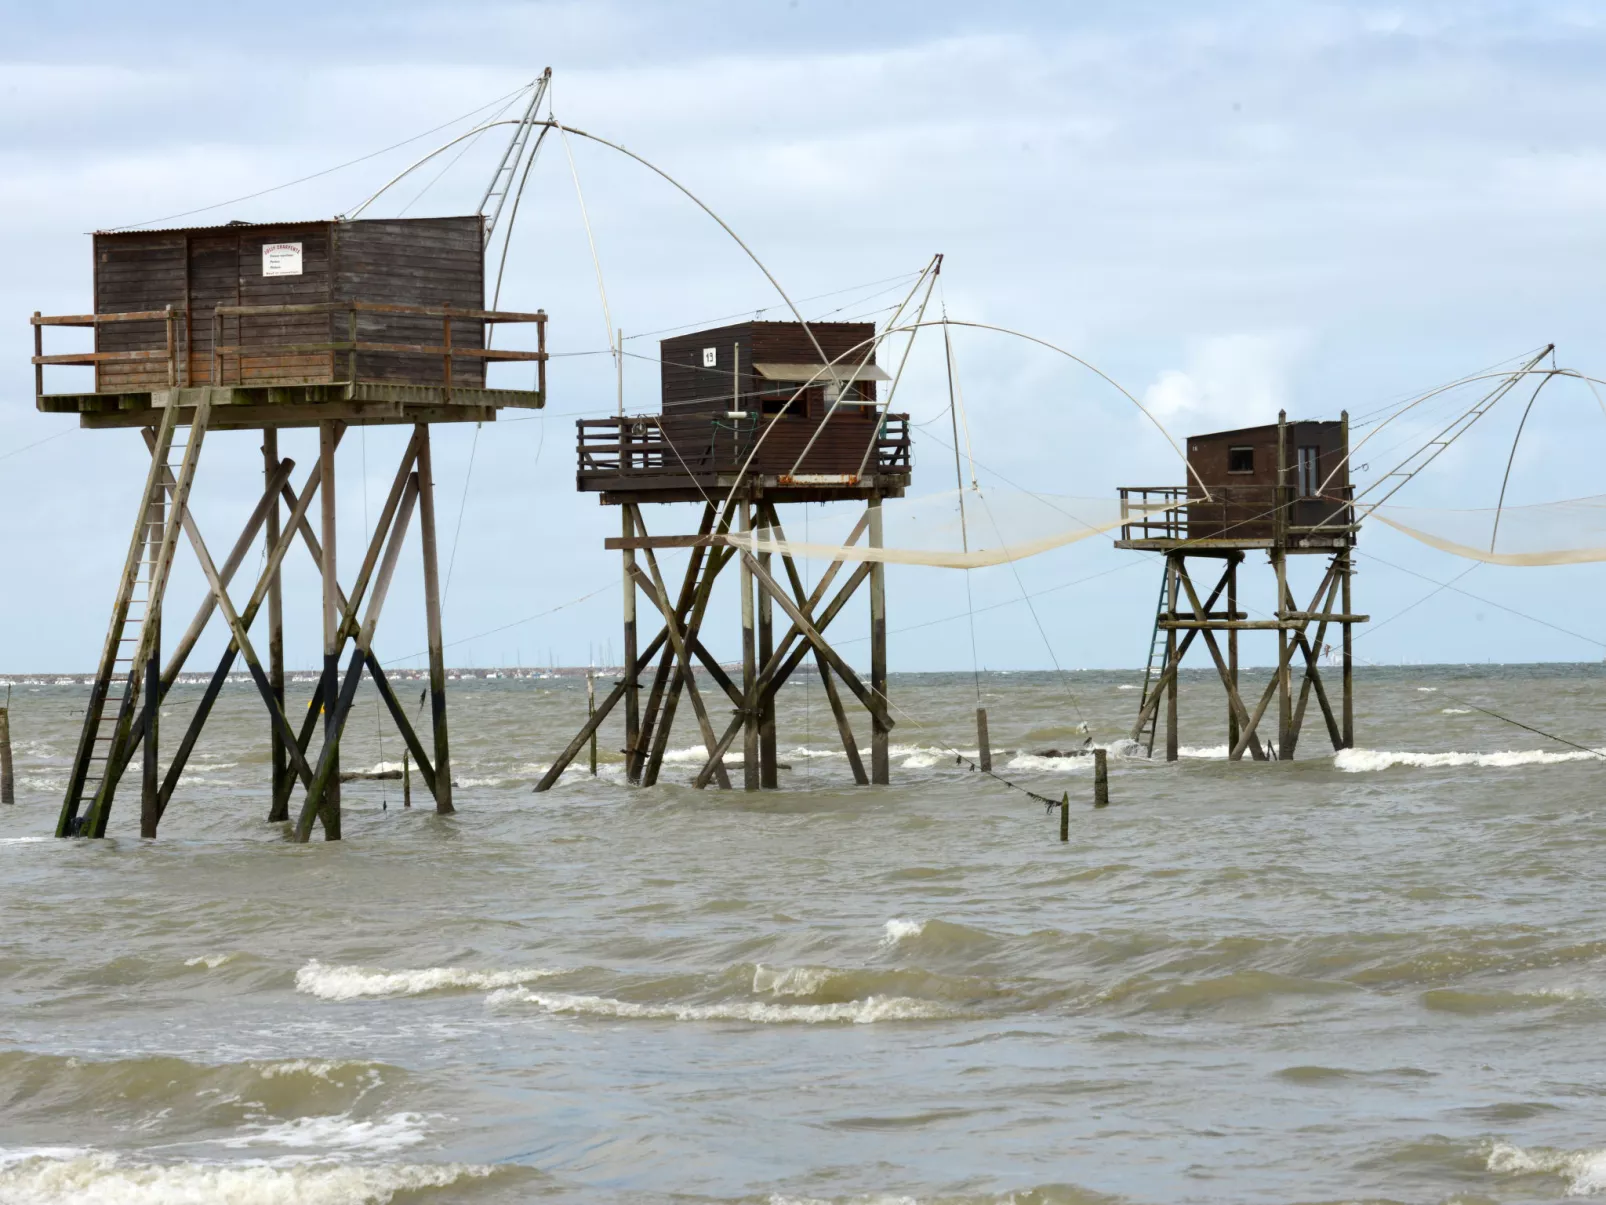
xmin=1134 ymin=567 xmax=1170 ymax=757
xmin=58 ymin=393 xmax=213 ymax=837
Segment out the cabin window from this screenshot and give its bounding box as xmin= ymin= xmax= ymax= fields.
xmin=759 ymin=382 xmax=809 ymax=417
xmin=1227 ymin=446 xmax=1254 ymax=474
xmin=1297 ymin=445 xmax=1321 ymax=496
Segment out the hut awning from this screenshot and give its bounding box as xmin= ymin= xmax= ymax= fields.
xmin=752 ymin=361 xmax=891 ymax=383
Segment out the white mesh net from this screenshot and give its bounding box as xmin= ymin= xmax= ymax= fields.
xmin=1371 ymin=496 xmax=1606 ymax=565
xmin=723 ymin=488 xmax=1183 ymax=569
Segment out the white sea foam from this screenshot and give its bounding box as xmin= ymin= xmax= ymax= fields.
xmin=294 ymin=960 xmax=564 ymax=1001
xmin=1441 ymin=708 xmax=1472 ymax=715
xmin=882 ymin=918 xmax=926 ymax=945
xmin=1177 ymin=744 xmax=1230 ymax=759
xmin=1486 ymin=1140 xmax=1606 ymax=1194
xmin=752 ymin=965 xmax=834 ymax=997
xmin=0 ymin=1148 xmax=493 ymax=1205
xmin=487 ymin=987 xmax=952 ymax=1024
xmin=1417 ymin=686 xmax=1438 ymax=693
xmin=218 ymin=1111 xmax=430 ymax=1154
xmin=1117 ymin=684 xmax=1139 ymax=690
xmin=183 ymin=954 xmax=237 ymax=970
xmin=660 ymin=746 xmax=741 ymax=765
xmin=1005 ymin=752 xmax=1090 ymax=773
xmin=1335 ymin=747 xmax=1601 ymax=772
xmin=900 ymin=752 xmax=938 ymax=769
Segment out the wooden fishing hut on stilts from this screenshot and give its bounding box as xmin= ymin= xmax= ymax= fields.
xmin=536 ymin=321 xmax=913 ymax=791
xmin=1116 ymin=411 xmax=1366 ymax=761
xmin=32 ymin=215 xmax=548 ymax=839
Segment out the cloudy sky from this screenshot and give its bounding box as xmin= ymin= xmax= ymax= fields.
xmin=4 ymin=0 xmax=1606 ymax=675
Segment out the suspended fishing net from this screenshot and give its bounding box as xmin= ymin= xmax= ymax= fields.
xmin=1372 ymin=496 xmax=1606 ymax=566
xmin=726 ymin=488 xmax=1185 ymax=569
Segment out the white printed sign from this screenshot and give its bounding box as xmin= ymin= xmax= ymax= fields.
xmin=702 ymin=347 xmax=717 ymax=368
xmin=262 ymin=242 xmax=303 ymax=277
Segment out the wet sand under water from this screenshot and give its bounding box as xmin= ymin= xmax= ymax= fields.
xmin=1 ymin=664 xmax=1604 ymax=1204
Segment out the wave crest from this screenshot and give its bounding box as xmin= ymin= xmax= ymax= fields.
xmin=294 ymin=960 xmax=564 ymax=1001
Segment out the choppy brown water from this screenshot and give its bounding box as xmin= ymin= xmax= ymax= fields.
xmin=1 ymin=664 xmax=1604 ymax=1204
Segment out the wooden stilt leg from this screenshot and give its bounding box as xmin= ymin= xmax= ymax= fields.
xmin=265 ymin=429 xmax=287 ymax=822
xmin=622 ymin=506 xmax=641 ymax=783
xmin=1275 ymin=551 xmax=1290 ymax=760
xmin=740 ymin=502 xmax=759 ymax=791
xmin=1165 ymin=554 xmax=1179 ymax=762
xmin=319 ymin=420 xmax=342 ymax=839
xmin=818 ymin=657 xmax=869 ymax=785
xmin=417 ymin=424 xmax=452 ymax=815
xmin=1227 ymin=555 xmax=1240 ymax=753
xmin=757 ymin=505 xmax=777 ymax=789
xmin=140 ymin=622 xmax=159 ymax=838
xmin=868 ymin=497 xmax=889 ymax=785
xmin=1341 ymin=550 xmax=1354 ymax=749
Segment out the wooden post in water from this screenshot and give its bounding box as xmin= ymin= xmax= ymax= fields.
xmin=140 ymin=622 xmax=160 ymax=837
xmin=402 ymin=749 xmax=411 ymax=808
xmin=1339 ymin=411 xmax=1354 ymax=750
xmin=757 ymin=523 xmax=777 ymax=789
xmin=318 ymin=421 xmax=342 ymax=839
xmin=1275 ymin=410 xmax=1292 ymax=761
xmin=587 ymin=671 xmax=598 ymax=775
xmin=264 ymin=429 xmax=288 ymax=822
xmin=1093 ymin=747 xmax=1109 ymax=808
xmin=1059 ymin=792 xmax=1069 ymax=842
xmin=621 ymin=506 xmax=641 ymax=783
xmin=739 ymin=501 xmax=760 ymax=791
xmin=1226 ymin=556 xmax=1239 ymax=753
xmin=868 ymin=496 xmax=890 ymax=785
xmin=1164 ymin=554 xmax=1179 ymax=762
xmin=0 ymin=701 xmax=13 ymax=806
xmin=976 ymin=707 xmax=991 ymax=772
xmin=416 ymin=424 xmax=453 ymax=815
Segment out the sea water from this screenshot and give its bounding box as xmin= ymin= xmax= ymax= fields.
xmin=0 ymin=664 xmax=1603 ymax=1204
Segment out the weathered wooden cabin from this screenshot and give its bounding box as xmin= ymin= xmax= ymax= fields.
xmin=37 ymin=215 xmax=544 ymax=429
xmin=1115 ymin=411 xmax=1364 ymax=765
xmin=576 ymin=320 xmax=910 ymax=502
xmin=32 ymin=214 xmax=548 ymax=843
xmin=545 ymin=320 xmax=912 ymax=796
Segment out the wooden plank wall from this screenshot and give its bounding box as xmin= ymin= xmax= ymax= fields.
xmin=334 ymin=217 xmax=485 ymax=388
xmin=94 ymin=234 xmax=186 ymax=392
xmin=660 ymin=323 xmax=751 ymax=415
xmin=235 ymin=225 xmax=332 ymax=385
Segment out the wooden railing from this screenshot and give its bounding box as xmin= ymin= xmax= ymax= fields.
xmin=578 ymin=412 xmax=912 ymax=480
xmin=32 ymin=301 xmax=547 ymax=397
xmin=1119 ymin=484 xmax=1356 ymax=544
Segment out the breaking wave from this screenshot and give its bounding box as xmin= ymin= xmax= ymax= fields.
xmin=1335 ymin=747 xmax=1602 ymax=772
xmin=1486 ymin=1140 xmax=1606 ymax=1195
xmin=294 ymin=960 xmax=566 ymax=1001
xmin=0 ymin=1147 xmax=495 ymax=1205
xmin=486 ymin=987 xmax=957 ymax=1024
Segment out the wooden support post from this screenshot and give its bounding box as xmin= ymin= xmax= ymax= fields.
xmin=976 ymin=708 xmax=992 ymax=772
xmin=318 ymin=420 xmax=342 ymax=839
xmin=1341 ymin=550 xmax=1354 ymax=749
xmin=1093 ymin=747 xmax=1109 ymax=808
xmin=1227 ymin=556 xmax=1240 ymax=753
xmin=622 ymin=506 xmax=641 ymax=782
xmin=868 ymin=496 xmax=889 ymax=785
xmin=417 ymin=423 xmax=453 ymax=815
xmin=757 ymin=507 xmax=777 ymax=790
xmin=140 ymin=620 xmax=159 ymax=838
xmin=403 ymin=749 xmax=412 ymax=807
xmin=1059 ymin=792 xmax=1070 ymax=842
xmin=1165 ymin=554 xmax=1179 ymax=763
xmin=587 ymin=672 xmax=598 ymax=775
xmin=740 ymin=501 xmax=760 ymax=791
xmin=0 ymin=704 xmax=11 ymax=806
xmin=1275 ymin=551 xmax=1291 ymax=760
xmin=265 ymin=429 xmax=287 ymax=821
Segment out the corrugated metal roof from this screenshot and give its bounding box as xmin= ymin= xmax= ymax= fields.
xmin=93 ymin=214 xmax=482 ymax=237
